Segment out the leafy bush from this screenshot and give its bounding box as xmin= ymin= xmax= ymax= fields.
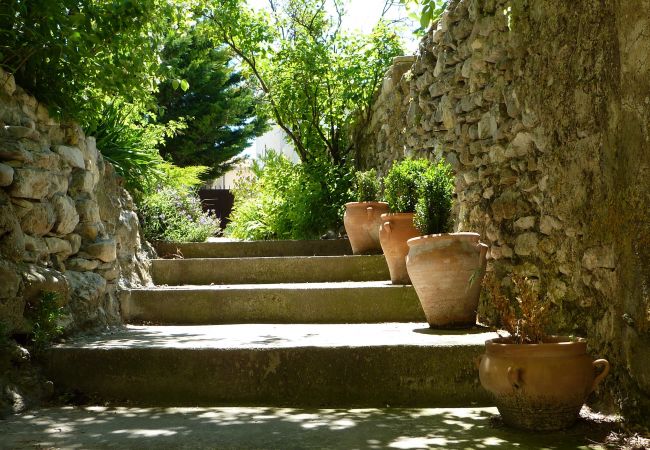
xmin=140 ymin=187 xmax=221 ymax=242
xmin=226 ymin=151 xmax=354 ymax=240
xmin=414 ymin=161 xmax=454 ymax=235
xmin=355 ymin=169 xmax=381 ymax=202
xmin=25 ymin=291 xmax=64 ymax=351
xmin=384 ymin=159 xmax=432 ymax=213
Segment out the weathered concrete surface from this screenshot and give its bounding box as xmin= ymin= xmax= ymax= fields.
xmin=43 ymin=323 xmax=496 ymax=407
xmin=154 ymin=239 xmax=353 ymax=258
xmin=151 ymin=255 xmax=390 ymax=285
xmin=123 ymin=281 xmax=424 ymax=324
xmin=0 ymin=406 xmax=617 ymax=450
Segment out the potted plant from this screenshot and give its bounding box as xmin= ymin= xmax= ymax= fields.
xmin=405 ymin=161 xmax=488 ymax=327
xmin=379 ymin=159 xmax=430 ymax=284
xmin=343 ymin=169 xmax=388 ymax=254
xmin=477 ymin=274 xmax=610 ymax=431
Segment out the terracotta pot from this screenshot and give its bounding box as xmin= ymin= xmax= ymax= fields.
xmin=378 ymin=213 xmax=419 ymax=284
xmin=406 ymin=232 xmax=488 ymax=327
xmin=343 ymin=202 xmax=389 ymax=254
xmin=478 ymin=336 xmax=610 ymax=431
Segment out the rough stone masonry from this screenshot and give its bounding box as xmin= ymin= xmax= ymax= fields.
xmin=0 ymin=67 xmax=152 ymax=336
xmin=353 ymin=0 xmax=650 ymax=423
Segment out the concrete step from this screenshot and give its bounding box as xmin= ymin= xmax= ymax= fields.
xmin=123 ymin=281 xmax=424 ymax=325
xmin=43 ymin=323 xmax=496 ymax=407
xmin=0 ymin=406 xmax=615 ymax=450
xmin=153 ymin=239 xmax=353 ymax=259
xmin=151 ymin=255 xmax=389 ymax=285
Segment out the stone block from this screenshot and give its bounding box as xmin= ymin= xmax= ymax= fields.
xmin=52 ymin=195 xmax=80 ymax=235
xmin=74 ymin=222 xmax=104 ymax=242
xmin=82 ymin=238 xmax=117 ymax=263
xmin=64 ymin=233 xmax=82 ymax=255
xmin=64 ymin=270 xmax=107 ymax=327
xmin=9 ymin=167 xmax=50 ymax=199
xmin=75 ymin=198 xmax=101 ymax=223
xmin=53 ymin=145 xmax=85 ymax=169
xmin=0 ymin=125 xmax=40 ymax=141
xmin=45 ymin=237 xmax=72 ymax=256
xmin=22 ymin=265 xmax=69 ymax=306
xmin=514 ymin=232 xmax=539 ymax=256
xmin=0 ymin=68 xmax=16 ymax=96
xmin=20 ymin=201 xmax=55 ymax=236
xmin=0 ymin=141 xmax=34 ymax=163
xmin=0 ymin=162 xmax=14 ymax=186
xmin=70 ymin=170 xmax=96 ymax=195
xmin=514 ymin=216 xmax=536 ymax=230
xmin=0 ymin=297 xmax=26 ymax=334
xmin=66 ymin=258 xmax=100 ymax=272
xmin=539 ymin=215 xmax=562 ymax=235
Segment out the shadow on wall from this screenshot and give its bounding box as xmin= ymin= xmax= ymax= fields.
xmin=0 ymin=405 xmax=618 ymax=449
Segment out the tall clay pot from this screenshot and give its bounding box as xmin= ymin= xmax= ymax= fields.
xmin=478 ymin=337 xmax=610 ymax=431
xmin=378 ymin=213 xmax=419 ymax=284
xmin=406 ymin=232 xmax=488 ymax=327
xmin=343 ymin=202 xmax=389 ymax=255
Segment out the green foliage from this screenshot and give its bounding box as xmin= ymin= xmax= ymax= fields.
xmin=0 ymin=0 xmax=190 ymax=119
xmin=25 ymin=291 xmax=64 ymax=351
xmin=413 ymin=161 xmax=454 ymax=235
xmin=355 ymin=169 xmax=381 ymax=202
xmin=226 ymin=151 xmax=354 ymax=240
xmin=205 ymin=0 xmax=403 ymax=165
xmin=140 ymin=186 xmax=221 ymax=242
xmin=384 ymin=158 xmax=432 ymax=213
xmin=399 ymin=0 xmax=448 ymax=34
xmin=157 ymin=28 xmax=268 ymax=178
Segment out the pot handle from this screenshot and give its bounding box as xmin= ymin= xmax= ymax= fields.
xmin=366 ymin=206 xmax=374 ymax=219
xmin=475 ymin=354 xmax=484 ymax=369
xmin=507 ymin=366 xmax=522 ymax=390
xmin=591 ymin=359 xmax=610 ymax=392
xmin=477 ymin=242 xmax=488 ymax=267
xmin=382 ymin=222 xmax=391 ymax=234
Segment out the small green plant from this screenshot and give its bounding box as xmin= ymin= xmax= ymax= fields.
xmin=413 ymin=161 xmax=454 ymax=235
xmin=26 ymin=291 xmax=65 ymax=351
xmin=484 ymin=273 xmax=551 ymax=344
xmin=354 ymin=169 xmax=381 ymax=202
xmin=384 ymin=158 xmax=432 ymax=213
xmin=140 ymin=186 xmax=221 ymax=242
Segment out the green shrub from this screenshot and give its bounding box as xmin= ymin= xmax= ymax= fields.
xmin=25 ymin=291 xmax=64 ymax=351
xmin=414 ymin=161 xmax=454 ymax=235
xmin=140 ymin=187 xmax=221 ymax=242
xmin=354 ymin=169 xmax=381 ymax=202
xmin=384 ymin=158 xmax=432 ymax=213
xmin=226 ymin=151 xmax=354 ymax=240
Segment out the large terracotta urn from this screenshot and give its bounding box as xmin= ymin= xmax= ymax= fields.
xmin=478 ymin=337 xmax=610 ymax=431
xmin=378 ymin=213 xmax=419 ymax=284
xmin=343 ymin=202 xmax=389 ymax=254
xmin=406 ymin=232 xmax=488 ymax=327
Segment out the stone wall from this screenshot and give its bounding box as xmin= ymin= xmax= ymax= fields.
xmin=353 ymin=0 xmax=650 ymax=422
xmin=0 ymin=67 xmax=152 ymax=336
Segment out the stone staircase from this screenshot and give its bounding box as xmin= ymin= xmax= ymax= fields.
xmin=43 ymin=239 xmax=496 ymax=407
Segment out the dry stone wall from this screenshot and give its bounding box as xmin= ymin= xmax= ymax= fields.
xmin=354 ymin=0 xmax=650 ymax=422
xmin=0 ymin=67 xmax=152 ymax=335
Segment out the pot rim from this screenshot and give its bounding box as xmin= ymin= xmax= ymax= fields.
xmin=407 ymin=232 xmax=480 ymax=247
xmin=345 ymin=201 xmax=389 ymax=207
xmin=485 ymin=335 xmax=587 ymax=356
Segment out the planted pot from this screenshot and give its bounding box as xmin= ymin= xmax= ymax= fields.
xmin=406 ymin=232 xmax=488 ymax=327
xmin=478 ymin=336 xmax=610 ymax=431
xmin=343 ymin=202 xmax=389 ymax=254
xmin=378 ymin=213 xmax=419 ymax=284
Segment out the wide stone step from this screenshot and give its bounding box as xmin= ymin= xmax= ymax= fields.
xmin=153 ymin=239 xmax=353 ymax=259
xmin=123 ymin=281 xmax=424 ymax=325
xmin=0 ymin=405 xmax=612 ymax=449
xmin=43 ymin=323 xmax=496 ymax=407
xmin=151 ymin=255 xmax=389 ymax=285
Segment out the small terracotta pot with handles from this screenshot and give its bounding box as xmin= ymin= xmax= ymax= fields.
xmin=343 ymin=202 xmax=389 ymax=254
xmin=478 ymin=336 xmax=610 ymax=431
xmin=378 ymin=213 xmax=419 ymax=284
